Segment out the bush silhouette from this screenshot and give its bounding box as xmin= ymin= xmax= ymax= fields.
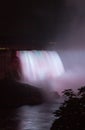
xmin=51 ymin=87 xmax=85 ymax=130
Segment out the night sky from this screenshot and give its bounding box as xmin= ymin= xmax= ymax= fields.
xmin=0 ymin=1 xmax=78 ymax=47
xmin=0 ymin=0 xmax=85 ymax=49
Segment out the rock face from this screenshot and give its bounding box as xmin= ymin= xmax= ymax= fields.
xmin=0 ymin=78 xmax=44 ymax=107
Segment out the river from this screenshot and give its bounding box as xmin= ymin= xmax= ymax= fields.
xmin=0 ymin=102 xmax=60 ymax=130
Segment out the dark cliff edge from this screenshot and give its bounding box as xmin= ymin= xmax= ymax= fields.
xmin=0 ymin=78 xmax=45 ymax=108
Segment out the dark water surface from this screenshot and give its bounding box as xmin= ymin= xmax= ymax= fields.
xmin=0 ymin=103 xmax=60 ymax=130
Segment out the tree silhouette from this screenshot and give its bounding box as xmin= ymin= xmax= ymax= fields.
xmin=62 ymin=89 xmax=76 ymax=99
xmin=51 ymin=87 xmax=85 ymax=130
xmin=78 ymin=86 xmax=85 ymax=97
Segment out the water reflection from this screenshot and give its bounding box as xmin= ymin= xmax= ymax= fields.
xmin=0 ymin=103 xmax=59 ymax=130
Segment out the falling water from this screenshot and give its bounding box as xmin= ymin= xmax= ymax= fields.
xmin=17 ymin=50 xmax=65 ymax=91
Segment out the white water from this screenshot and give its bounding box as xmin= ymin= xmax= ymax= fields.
xmin=17 ymin=51 xmax=65 ymax=92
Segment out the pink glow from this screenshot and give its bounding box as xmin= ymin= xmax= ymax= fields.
xmin=17 ymin=51 xmax=65 ymax=86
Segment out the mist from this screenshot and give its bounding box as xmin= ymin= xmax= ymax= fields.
xmin=17 ymin=49 xmax=85 ymax=97
xmin=49 ymin=0 xmax=85 ymax=94
xmin=54 ymin=49 xmax=85 ymax=94
xmin=51 ymin=0 xmax=85 ymax=50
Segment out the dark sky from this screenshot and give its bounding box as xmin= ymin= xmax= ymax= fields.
xmin=0 ymin=0 xmax=85 ymax=49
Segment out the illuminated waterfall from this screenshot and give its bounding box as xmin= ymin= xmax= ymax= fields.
xmin=17 ymin=50 xmax=65 ymax=87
